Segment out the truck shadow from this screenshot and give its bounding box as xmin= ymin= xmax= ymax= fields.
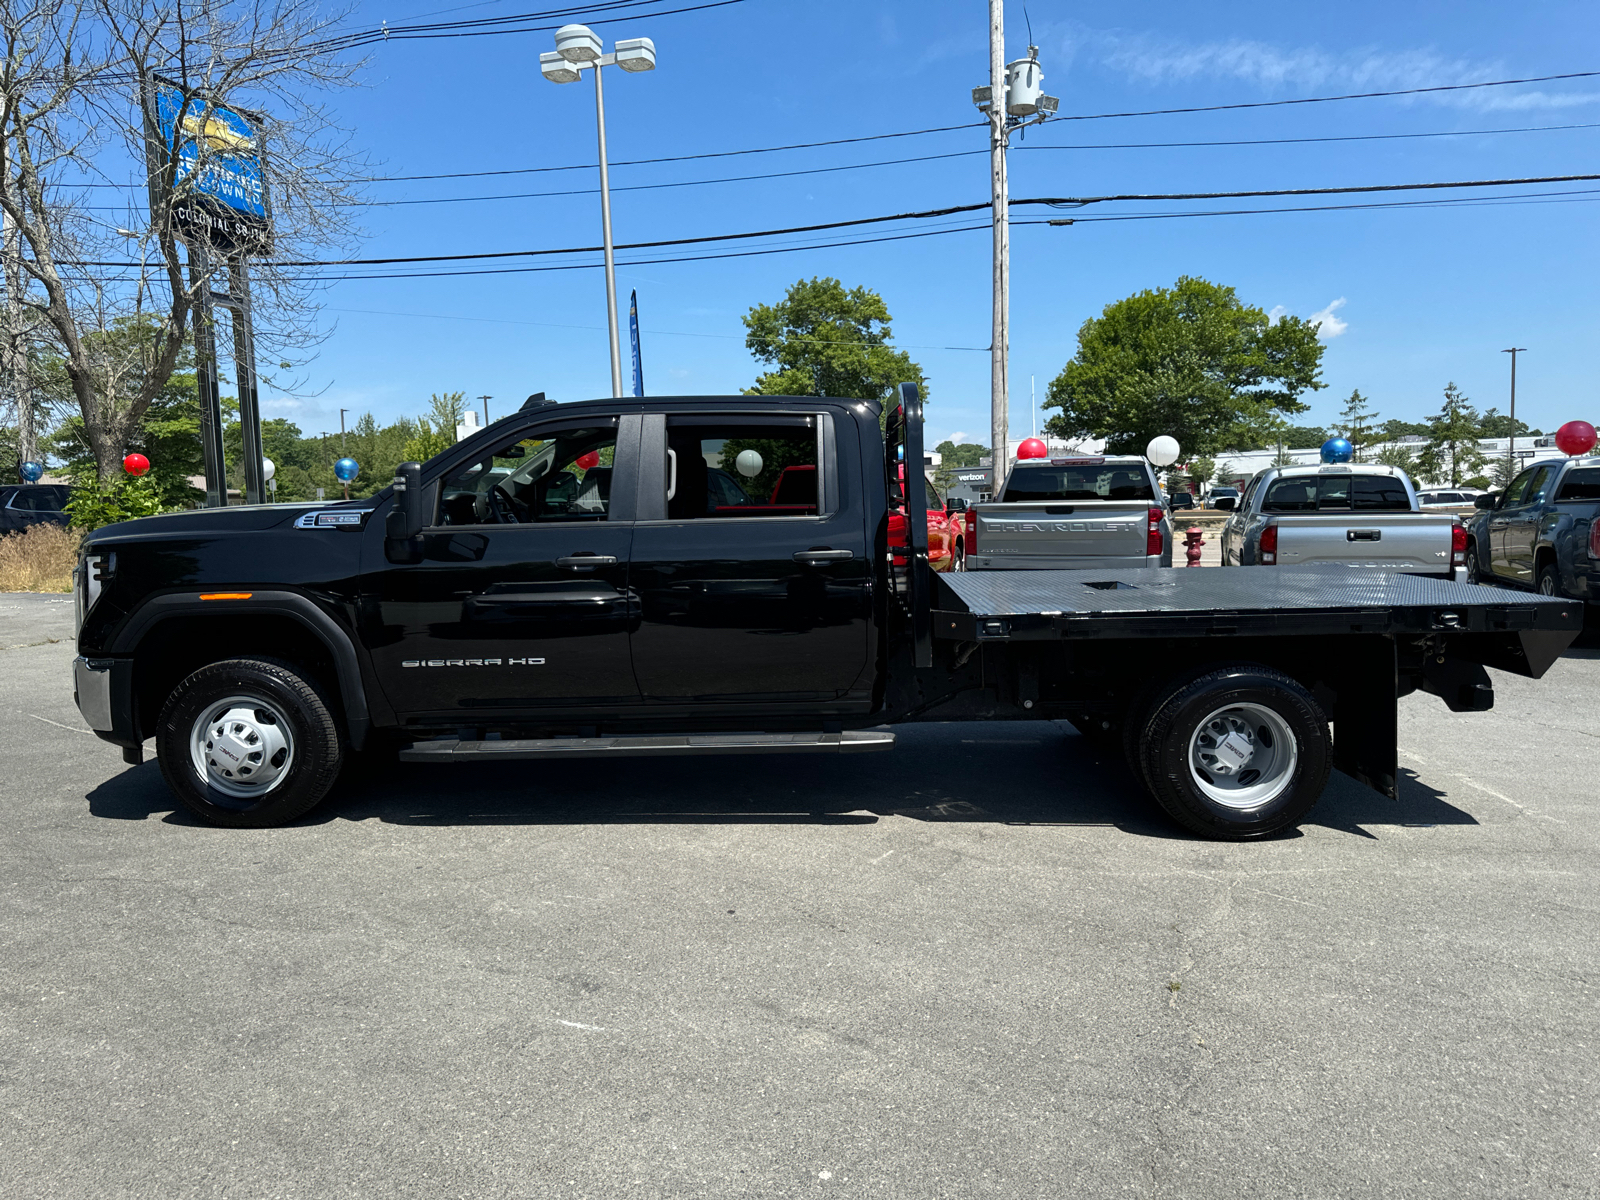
xmin=86 ymin=724 xmax=1480 ymax=840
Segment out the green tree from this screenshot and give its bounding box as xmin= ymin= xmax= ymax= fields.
xmin=932 ymin=439 xmax=989 ymax=493
xmin=1187 ymin=456 xmax=1215 ymax=493
xmin=743 ymin=277 xmax=927 ymax=404
xmin=401 ymin=392 xmax=468 ymax=465
xmin=1378 ymin=418 xmax=1430 ymax=442
xmin=1333 ymin=389 xmax=1379 ymax=461
xmin=1477 ymin=407 xmax=1540 ymax=439
xmin=1281 ymin=424 xmax=1329 ymax=449
xmin=1043 ymin=276 xmax=1325 ymax=456
xmin=1416 ymin=383 xmax=1489 ymax=487
xmin=1374 ymin=443 xmax=1416 ymax=474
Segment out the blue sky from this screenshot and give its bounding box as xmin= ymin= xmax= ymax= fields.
xmin=258 ymin=0 xmax=1598 ymax=450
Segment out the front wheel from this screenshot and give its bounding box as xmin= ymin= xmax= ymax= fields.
xmin=1134 ymin=665 xmax=1330 ymax=840
xmin=952 ymin=541 xmax=966 ymax=572
xmin=1537 ymin=563 xmax=1562 ymax=597
xmin=156 ymin=658 xmax=345 ymax=828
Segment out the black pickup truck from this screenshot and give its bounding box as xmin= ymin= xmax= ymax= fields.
xmin=72 ymin=386 xmax=1581 ymax=838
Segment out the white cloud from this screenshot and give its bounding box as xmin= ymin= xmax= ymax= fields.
xmin=1267 ymin=305 xmax=1288 ymax=325
xmin=946 ymin=430 xmax=969 ymax=444
xmin=1309 ymin=298 xmax=1349 ymax=339
xmin=1089 ymin=33 xmax=1599 ymax=112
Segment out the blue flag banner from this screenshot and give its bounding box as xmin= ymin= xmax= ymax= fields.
xmin=629 ymin=290 xmax=644 ymax=397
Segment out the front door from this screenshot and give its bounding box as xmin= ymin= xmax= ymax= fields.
xmin=1489 ymin=466 xmax=1545 ymax=581
xmin=362 ymin=416 xmax=640 ymax=719
xmin=626 ymin=410 xmax=873 ymax=707
xmin=1503 ymin=465 xmax=1554 ymax=582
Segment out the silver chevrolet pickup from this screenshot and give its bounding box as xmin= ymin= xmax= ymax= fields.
xmin=965 ymin=455 xmax=1174 ymax=570
xmin=1217 ymin=463 xmax=1465 ymax=578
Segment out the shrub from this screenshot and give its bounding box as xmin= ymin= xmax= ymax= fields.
xmin=0 ymin=524 xmax=80 ymax=593
xmin=65 ymin=475 xmax=166 ymax=531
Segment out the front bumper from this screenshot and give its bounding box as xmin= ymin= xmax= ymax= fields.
xmin=73 ymin=656 xmax=115 ymax=731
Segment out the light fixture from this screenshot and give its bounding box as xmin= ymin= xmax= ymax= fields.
xmin=971 ymin=85 xmax=992 ymax=109
xmin=554 ymin=23 xmax=603 ymax=63
xmin=1036 ymin=94 xmax=1059 ymax=114
xmin=540 ymin=51 xmax=582 ymax=83
xmin=614 ymin=36 xmax=657 ymax=72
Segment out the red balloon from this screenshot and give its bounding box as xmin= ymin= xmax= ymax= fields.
xmin=575 ymin=450 xmax=600 ymax=470
xmin=122 ymin=452 xmax=151 ymax=476
xmin=1017 ymin=437 xmax=1049 ymax=460
xmin=1554 ymin=420 xmax=1597 ymax=457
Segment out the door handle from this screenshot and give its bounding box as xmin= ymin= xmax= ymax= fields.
xmin=793 ymin=548 xmax=854 ymax=563
xmin=557 ymin=554 xmax=618 ymax=570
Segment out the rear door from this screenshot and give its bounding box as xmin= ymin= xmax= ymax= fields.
xmin=627 ymin=409 xmax=872 ymax=706
xmin=361 ymin=413 xmax=641 ymax=718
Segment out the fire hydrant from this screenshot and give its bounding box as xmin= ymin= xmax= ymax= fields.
xmin=1183 ymin=525 xmax=1206 ymax=567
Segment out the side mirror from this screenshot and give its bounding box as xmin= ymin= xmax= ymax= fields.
xmin=385 ymin=462 xmax=426 ymax=561
xmin=1474 ymin=494 xmax=1496 ymax=510
xmin=946 ymin=498 xmax=967 ymax=514
xmin=1213 ymin=496 xmax=1236 ymax=511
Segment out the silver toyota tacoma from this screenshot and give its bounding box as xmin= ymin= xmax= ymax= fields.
xmin=965 ymin=455 xmax=1174 ymax=570
xmin=1218 ymin=463 xmax=1466 ymax=578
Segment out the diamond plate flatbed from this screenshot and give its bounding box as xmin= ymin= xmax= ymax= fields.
xmin=934 ymin=567 xmax=1581 ymax=653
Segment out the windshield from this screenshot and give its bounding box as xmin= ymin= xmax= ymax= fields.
xmin=1004 ymin=464 xmax=1154 ymax=503
xmin=1261 ymin=474 xmax=1410 ymax=513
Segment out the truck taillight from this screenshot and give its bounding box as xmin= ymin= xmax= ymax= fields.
xmin=1451 ymin=523 xmax=1468 ymax=566
xmin=887 ymin=511 xmax=908 ymax=547
xmin=1259 ymin=524 xmax=1278 ymax=565
xmin=965 ymin=509 xmax=976 ymax=552
xmin=1146 ymin=507 xmax=1163 ymax=557
xmin=1590 ymin=518 xmax=1600 ymax=560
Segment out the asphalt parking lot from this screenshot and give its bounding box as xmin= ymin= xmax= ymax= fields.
xmin=2 ymin=592 xmax=1597 ymax=1199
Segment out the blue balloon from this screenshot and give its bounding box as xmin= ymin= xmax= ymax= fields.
xmin=1320 ymin=437 xmax=1354 ymax=464
xmin=19 ymin=460 xmax=44 ymax=482
xmin=334 ymin=457 xmax=360 ymax=483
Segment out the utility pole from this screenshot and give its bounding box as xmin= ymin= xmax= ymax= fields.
xmin=478 ymin=395 xmax=492 ymax=427
xmin=1501 ymin=347 xmax=1526 ymax=484
xmin=1 ymin=73 xmax=37 ymax=475
xmin=987 ymin=0 xmax=1008 ymax=475
xmin=340 ymin=408 xmax=349 ymax=454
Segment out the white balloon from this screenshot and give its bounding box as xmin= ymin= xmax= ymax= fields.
xmin=734 ymin=449 xmax=763 ymax=478
xmin=261 ymin=457 xmax=276 ymax=482
xmin=1146 ymin=436 xmax=1180 ymax=467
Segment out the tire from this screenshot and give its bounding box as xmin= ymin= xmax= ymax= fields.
xmin=1536 ymin=562 xmax=1562 ymax=597
xmin=156 ymin=658 xmax=345 ymax=828
xmin=952 ymin=541 xmax=966 ymax=572
xmin=1134 ymin=664 xmax=1331 ymax=840
xmin=1465 ymin=540 xmax=1483 ymax=585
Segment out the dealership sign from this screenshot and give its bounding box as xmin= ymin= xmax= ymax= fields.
xmin=153 ymin=77 xmax=272 ymax=253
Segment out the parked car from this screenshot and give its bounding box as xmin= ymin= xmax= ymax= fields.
xmin=962 ymin=455 xmax=1173 ymax=570
xmin=1206 ymin=486 xmax=1239 ymax=510
xmin=1416 ymin=488 xmax=1479 ymax=510
xmin=1463 ymin=455 xmax=1600 ymax=607
xmin=1217 ymin=464 xmax=1465 ymax=578
xmin=0 ymin=484 xmax=72 ymax=535
xmin=1169 ymin=491 xmax=1196 ymax=511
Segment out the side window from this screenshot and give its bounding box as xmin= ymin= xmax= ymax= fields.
xmin=10 ymin=488 xmax=66 ymax=512
xmin=1501 ymin=469 xmax=1537 ymax=507
xmin=665 ymin=415 xmax=820 ymax=519
xmin=437 ymin=422 xmax=618 ymax=526
xmin=1556 ymin=468 xmax=1600 ymax=501
xmin=1524 ymin=466 xmax=1555 ymax=505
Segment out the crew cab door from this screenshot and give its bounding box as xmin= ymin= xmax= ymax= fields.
xmin=626 ymin=410 xmax=873 ymax=706
xmin=1502 ymin=465 xmax=1555 ymax=581
xmin=1489 ymin=466 xmax=1545 ymax=580
xmin=361 ymin=414 xmax=641 ymax=717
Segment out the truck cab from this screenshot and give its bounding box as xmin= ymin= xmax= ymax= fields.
xmin=1465 ymin=455 xmax=1600 ymax=605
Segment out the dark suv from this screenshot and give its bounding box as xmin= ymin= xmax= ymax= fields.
xmin=0 ymin=484 xmax=72 ymax=534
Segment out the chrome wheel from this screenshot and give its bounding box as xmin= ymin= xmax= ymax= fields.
xmin=189 ymin=695 xmax=295 ymax=802
xmin=1538 ymin=571 xmax=1558 ymax=596
xmin=1187 ymin=702 xmax=1299 ymax=811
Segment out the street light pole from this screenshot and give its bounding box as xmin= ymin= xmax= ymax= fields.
xmin=1502 ymin=347 xmax=1526 ymax=484
xmin=987 ymin=0 xmax=1009 ymax=475
xmin=542 ymin=26 xmax=656 ymax=400
xmin=592 ymin=65 xmax=624 ymax=397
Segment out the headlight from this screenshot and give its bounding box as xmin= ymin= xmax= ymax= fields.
xmin=75 ymin=550 xmax=110 ymax=635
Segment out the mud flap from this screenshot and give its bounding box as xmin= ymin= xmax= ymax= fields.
xmin=1332 ymin=636 xmax=1398 ymax=799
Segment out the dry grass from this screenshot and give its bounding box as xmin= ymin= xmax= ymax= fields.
xmin=0 ymin=523 xmax=80 ymax=593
